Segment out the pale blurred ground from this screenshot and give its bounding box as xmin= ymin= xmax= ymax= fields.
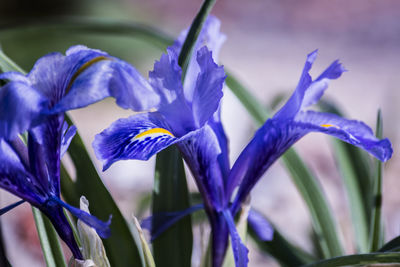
xmin=1 ymin=0 xmax=400 ymax=266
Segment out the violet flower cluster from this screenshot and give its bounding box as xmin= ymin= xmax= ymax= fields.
xmin=0 ymin=16 xmax=393 ymax=267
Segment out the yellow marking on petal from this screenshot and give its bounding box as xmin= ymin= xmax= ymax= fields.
xmin=135 ymin=128 xmax=174 ymax=139
xmin=66 ymin=56 xmax=110 ymax=93
xmin=320 ymin=124 xmax=339 ymax=129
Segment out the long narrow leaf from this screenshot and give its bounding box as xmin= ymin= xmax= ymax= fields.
xmin=249 ymin=225 xmax=316 ymax=267
xmin=153 ymin=146 xmax=192 ymax=267
xmin=369 ymin=109 xmax=384 ymax=251
xmin=304 ymin=252 xmax=400 ymax=267
xmin=32 ymin=208 xmax=66 ymax=267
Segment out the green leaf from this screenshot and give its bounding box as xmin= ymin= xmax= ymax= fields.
xmin=132 ymin=215 xmax=155 ymax=267
xmin=226 ymin=74 xmax=343 ymax=258
xmin=249 ymin=225 xmax=316 ymax=267
xmin=0 ymin=48 xmax=25 ymax=73
xmin=63 ymin=116 xmax=143 ymax=267
xmin=304 ymin=252 xmax=400 ymax=267
xmin=369 ymin=109 xmax=384 ymax=252
xmin=177 ymin=0 xmax=216 ymax=79
xmin=153 ymin=146 xmax=193 ymax=267
xmin=32 ymin=208 xmax=67 ymax=267
xmin=379 ymin=235 xmax=400 ymax=252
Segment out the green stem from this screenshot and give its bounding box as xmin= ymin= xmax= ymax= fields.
xmin=32 ymin=208 xmax=67 ymax=267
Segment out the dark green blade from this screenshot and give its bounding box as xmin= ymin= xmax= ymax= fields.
xmin=304 ymin=252 xmax=400 ymax=267
xmin=152 ymin=146 xmax=193 ymax=267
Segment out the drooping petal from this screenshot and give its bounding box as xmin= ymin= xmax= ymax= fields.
xmin=222 ymin=209 xmax=249 ymax=267
xmin=0 ymin=81 xmax=48 ymax=139
xmin=50 ymin=197 xmax=112 ymax=238
xmin=93 ymin=112 xmax=179 ymax=170
xmin=178 ymin=125 xmax=226 ymax=210
xmin=0 ymin=138 xmax=46 ymax=205
xmin=51 ymin=58 xmax=159 ymax=113
xmin=192 ymin=47 xmax=225 ymax=127
xmin=247 ymin=209 xmax=274 ymax=242
xmin=295 ymin=110 xmax=393 ymax=161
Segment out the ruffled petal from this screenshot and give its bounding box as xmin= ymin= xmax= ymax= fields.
xmin=93 ymin=112 xmax=179 ymax=170
xmin=192 ymin=47 xmax=225 ymax=127
xmin=222 ymin=209 xmax=249 ymax=267
xmin=247 ymin=209 xmax=273 ymax=241
xmin=0 ymin=81 xmax=48 ymax=139
xmin=295 ymin=110 xmax=393 ymax=161
xmin=171 ymin=16 xmax=226 ymax=103
xmin=50 ymin=197 xmax=112 ymax=238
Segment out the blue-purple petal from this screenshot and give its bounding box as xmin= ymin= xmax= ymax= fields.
xmin=51 ymin=197 xmax=111 ymax=238
xmin=222 ymin=209 xmax=249 ymax=267
xmin=60 ymin=123 xmax=77 ymax=158
xmin=93 ymin=112 xmax=179 ymax=170
xmin=295 ymin=110 xmax=393 ymax=161
xmin=247 ymin=209 xmax=273 ymax=241
xmin=0 ymin=81 xmax=48 ymax=139
xmin=192 ymin=47 xmax=225 ymax=127
xmin=141 ymin=204 xmax=204 ymax=241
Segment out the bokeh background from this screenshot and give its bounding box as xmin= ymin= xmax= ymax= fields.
xmin=0 ymin=0 xmax=400 ymax=266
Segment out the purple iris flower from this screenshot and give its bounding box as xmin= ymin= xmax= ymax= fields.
xmin=92 ymin=17 xmax=393 ymax=267
xmin=0 ymin=45 xmax=137 ymax=259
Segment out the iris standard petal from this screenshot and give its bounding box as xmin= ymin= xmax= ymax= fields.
xmin=300 ymin=60 xmax=346 ymax=110
xmin=295 ymin=110 xmax=393 ymax=161
xmin=192 ymin=47 xmax=225 ymax=127
xmin=0 ymin=81 xmax=48 ymax=139
xmin=273 ymin=50 xmax=317 ymax=120
xmin=171 ymin=15 xmax=226 ymax=103
xmin=93 ymin=112 xmax=178 ymax=170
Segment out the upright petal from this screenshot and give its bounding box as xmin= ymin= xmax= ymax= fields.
xmin=192 ymin=47 xmax=225 ymax=127
xmin=93 ymin=112 xmax=179 ymax=170
xmin=171 ymin=16 xmax=226 ymax=103
xmin=295 ymin=110 xmax=393 ymax=161
xmin=0 ymin=81 xmax=48 ymax=139
xmin=273 ymin=50 xmax=316 ymax=120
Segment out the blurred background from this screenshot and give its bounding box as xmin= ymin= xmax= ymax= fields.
xmin=0 ymin=0 xmax=400 ymax=266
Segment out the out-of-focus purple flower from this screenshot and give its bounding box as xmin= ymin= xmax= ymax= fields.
xmin=0 ymin=46 xmax=131 ymax=259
